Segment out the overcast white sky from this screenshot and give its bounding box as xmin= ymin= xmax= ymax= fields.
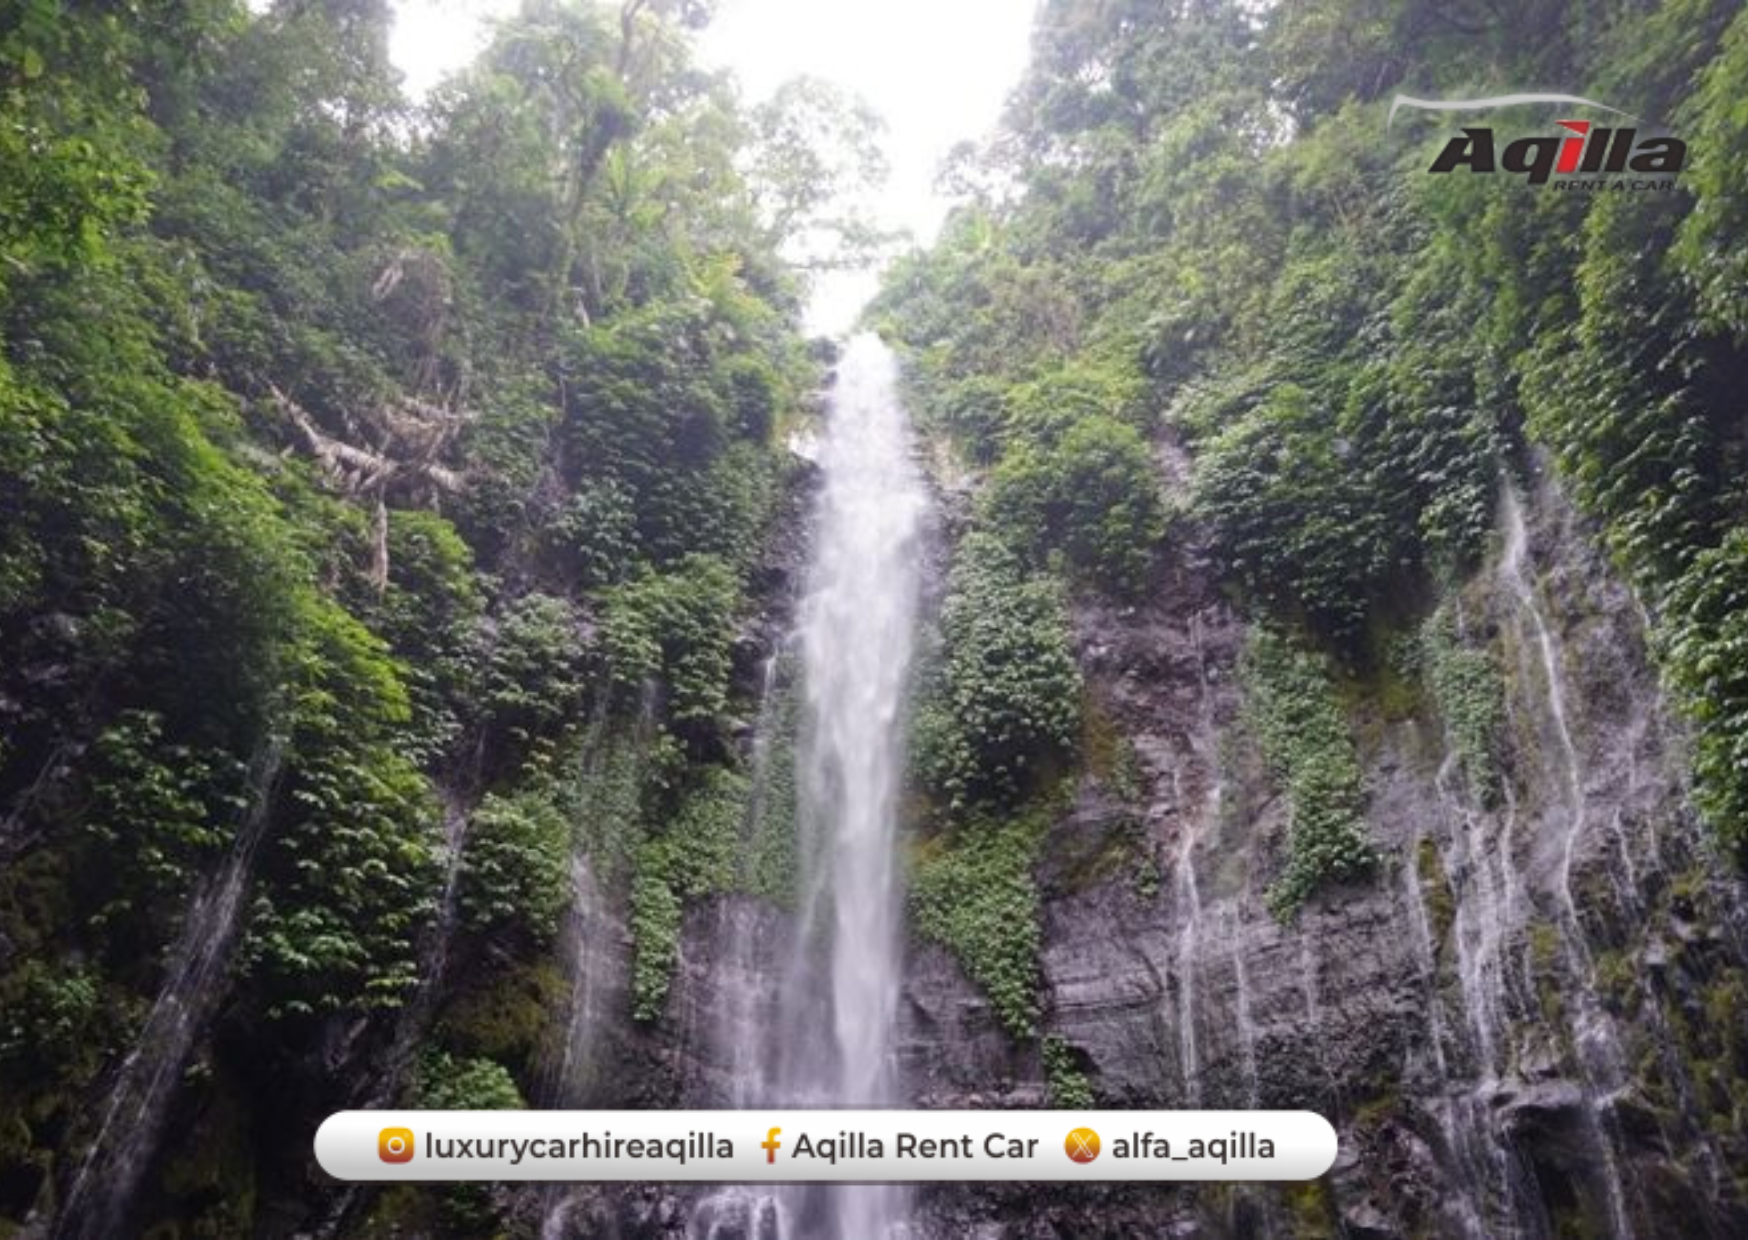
xmin=388 ymin=0 xmax=1038 ymax=331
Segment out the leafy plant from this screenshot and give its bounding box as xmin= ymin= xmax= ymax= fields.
xmin=482 ymin=592 xmax=590 ymax=746
xmin=628 ymin=765 xmax=749 ymax=1020
xmin=1042 ymin=1034 xmax=1095 ymax=1108
xmin=414 ymin=1050 xmax=525 ymax=1111
xmin=912 ymin=535 xmax=1082 ymax=811
xmin=1660 ymin=530 xmax=1748 ymax=857
xmin=599 ymin=555 xmax=740 ymax=727
xmin=909 ymin=802 xmax=1052 ymax=1038
xmin=242 ymin=600 xmax=442 ymax=1020
xmin=1415 ymin=606 xmax=1505 ymax=806
xmin=1241 ymin=629 xmax=1376 ymax=918
xmin=985 ymin=414 xmax=1167 ymax=594
xmin=458 ymin=789 xmax=573 ymax=944
xmin=374 ymin=510 xmax=487 ymax=766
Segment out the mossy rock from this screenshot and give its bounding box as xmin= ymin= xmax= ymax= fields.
xmin=438 ymin=959 xmax=567 ymax=1071
xmin=1592 ymin=949 xmax=1638 ymax=1014
xmin=148 ymin=1058 xmax=258 ymax=1238
xmin=1280 ymin=1178 xmax=1341 ymax=1240
xmin=1415 ymin=838 xmax=1456 ymax=955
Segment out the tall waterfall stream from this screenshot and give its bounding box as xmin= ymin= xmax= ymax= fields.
xmin=690 ymin=333 xmax=926 ymax=1239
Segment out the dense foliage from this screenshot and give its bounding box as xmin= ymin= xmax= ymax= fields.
xmin=909 ymin=803 xmax=1052 ymax=1038
xmin=458 ymin=788 xmax=573 ymax=943
xmin=984 ymin=413 xmax=1168 ymax=594
xmin=905 ymin=531 xmax=1080 ymax=1043
xmin=1413 ymin=605 xmax=1507 ymax=806
xmin=0 ymin=0 xmax=867 ymax=1229
xmin=874 ymin=0 xmax=1748 ymax=893
xmin=629 ymin=763 xmax=749 ymax=1018
xmin=911 ymin=533 xmax=1083 ymax=811
xmin=1240 ymin=630 xmax=1376 ymax=918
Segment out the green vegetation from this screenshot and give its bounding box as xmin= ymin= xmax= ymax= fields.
xmin=1415 ymin=837 xmax=1456 ymax=952
xmin=1415 ymin=607 xmax=1507 ymax=806
xmin=1193 ymin=381 xmax=1410 ymax=639
xmin=875 ymin=0 xmax=1748 ymax=866
xmin=984 ymin=414 xmax=1168 ymax=594
xmin=9 ymin=0 xmax=1748 ymax=1231
xmin=458 ymin=789 xmax=573 ymax=944
xmin=1041 ymin=1034 xmax=1095 ymax=1108
xmin=911 ymin=534 xmax=1083 ymax=812
xmin=743 ymin=667 xmax=803 ymax=906
xmin=80 ymin=711 xmax=250 ymax=937
xmin=902 ymin=529 xmax=1081 ymax=1033
xmin=1240 ymin=629 xmax=1376 ymax=919
xmin=909 ymin=802 xmax=1053 ymax=1038
xmin=599 ymin=555 xmax=742 ymax=727
xmin=243 ymin=603 xmax=443 ymax=1019
xmin=630 ymin=765 xmax=750 ymax=1020
xmin=414 ymin=1050 xmax=527 ymax=1112
xmin=373 ymin=510 xmax=487 ymax=765
xmin=410 ymin=1051 xmax=526 ymax=1231
xmin=480 ymin=592 xmax=590 ymax=751
xmin=0 ymin=0 xmax=860 ymax=1225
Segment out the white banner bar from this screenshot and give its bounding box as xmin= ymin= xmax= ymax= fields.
xmin=316 ymin=1110 xmax=1336 ymax=1182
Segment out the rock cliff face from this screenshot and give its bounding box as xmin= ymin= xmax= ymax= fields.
xmin=522 ymin=457 xmax=1747 ymax=1240
xmin=899 ymin=460 xmax=1748 ymax=1239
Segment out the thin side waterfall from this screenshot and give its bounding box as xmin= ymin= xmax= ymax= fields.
xmin=722 ymin=652 xmax=786 ymax=1104
xmin=1436 ymin=747 xmax=1510 ymax=1084
xmin=1225 ymin=904 xmax=1261 ymax=1107
xmin=1498 ymin=483 xmax=1635 ymax=1238
xmin=1398 ymin=821 xmax=1495 ymax=1240
xmin=1171 ymin=608 xmax=1223 ymax=1106
xmin=690 ymin=655 xmax=792 ymax=1240
xmin=1172 ymin=811 xmax=1203 ymax=1106
xmin=1429 ymin=747 xmax=1535 ymax=1236
xmin=541 ymin=695 xmax=652 ymax=1240
xmin=537 ymin=856 xmax=625 ymax=1240
xmin=52 ymin=742 xmax=284 ymax=1240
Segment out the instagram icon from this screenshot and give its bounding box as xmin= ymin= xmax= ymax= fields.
xmin=378 ymin=1128 xmax=415 ymax=1164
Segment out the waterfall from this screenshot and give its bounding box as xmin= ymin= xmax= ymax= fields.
xmin=1436 ymin=745 xmax=1514 ymax=1086
xmin=1171 ymin=607 xmax=1225 ymax=1107
xmin=1398 ymin=816 xmax=1498 ymax=1240
xmin=1497 ymin=482 xmax=1636 ymax=1238
xmin=1429 ymin=745 xmax=1538 ymax=1236
xmin=52 ymin=743 xmax=283 ymax=1240
xmin=717 ymin=652 xmax=788 ymax=1106
xmin=1172 ymin=813 xmax=1203 ymax=1106
xmin=539 ymin=698 xmax=652 ymax=1240
xmin=791 ymin=332 xmax=925 ymax=1238
xmin=693 ymin=333 xmax=925 ymax=1239
xmin=1225 ymin=904 xmax=1261 ymax=1108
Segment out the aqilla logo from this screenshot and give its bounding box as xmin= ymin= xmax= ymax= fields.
xmin=1391 ymin=93 xmax=1687 ymax=187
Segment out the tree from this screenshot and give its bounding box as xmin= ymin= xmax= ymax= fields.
xmin=745 ymin=75 xmax=894 ymax=269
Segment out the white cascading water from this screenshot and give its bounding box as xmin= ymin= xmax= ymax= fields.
xmin=52 ymin=744 xmax=282 ymax=1240
xmin=790 ymin=332 xmax=926 ymax=1238
xmin=1429 ymin=744 xmax=1532 ymax=1236
xmin=1225 ymin=903 xmax=1261 ymax=1107
xmin=723 ymin=652 xmax=786 ymax=1105
xmin=1398 ymin=819 xmax=1495 ymax=1240
xmin=1498 ymin=482 xmax=1635 ymax=1238
xmin=540 ymin=694 xmax=656 ymax=1240
xmin=1170 ymin=608 xmax=1223 ymax=1107
xmin=692 ymin=333 xmax=924 ymax=1240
